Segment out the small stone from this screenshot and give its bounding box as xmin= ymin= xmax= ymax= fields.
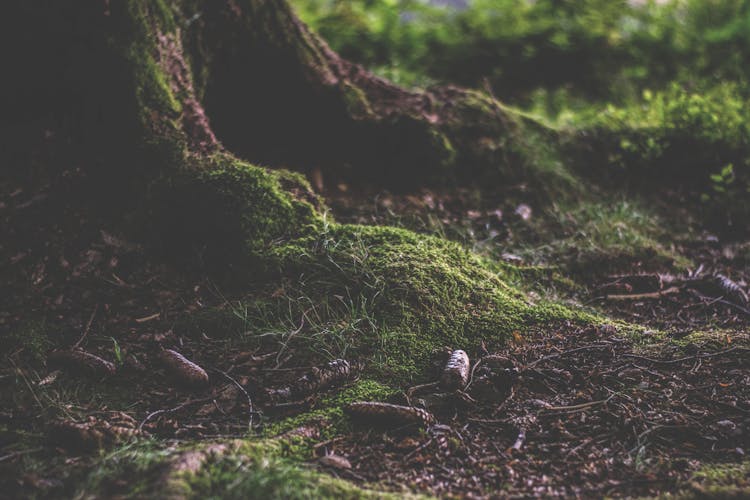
xmin=501 ymin=252 xmax=523 ymax=264
xmin=714 ymin=419 xmax=741 ymax=436
xmin=514 ymin=203 xmax=532 ymax=221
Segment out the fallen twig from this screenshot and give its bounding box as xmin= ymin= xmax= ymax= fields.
xmin=138 ymin=397 xmax=213 ymax=431
xmin=406 ymin=381 xmax=440 ymax=401
xmin=687 ymin=288 xmax=750 ymax=316
xmin=274 ymin=311 xmax=308 ymax=368
xmin=404 ymin=438 xmax=435 ymax=461
xmin=714 ymin=297 xmax=750 ymax=317
xmin=541 ymin=394 xmax=615 ymax=413
xmin=464 ymin=356 xmax=487 ymax=392
xmin=135 ymin=312 xmax=161 ymax=323
xmin=72 ymin=304 xmax=99 ymax=349
xmin=604 ymin=286 xmax=680 ymax=301
xmin=48 ymin=350 xmax=116 ymax=378
xmin=526 ymin=344 xmax=613 ymax=369
xmin=0 ymin=448 xmax=43 ymax=463
xmin=210 ymin=367 xmax=258 ymax=428
xmin=622 ymin=346 xmax=750 ymax=366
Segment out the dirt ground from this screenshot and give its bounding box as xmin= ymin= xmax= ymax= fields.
xmin=2 ymin=179 xmax=749 ymax=498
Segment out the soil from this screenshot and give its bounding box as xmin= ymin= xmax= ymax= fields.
xmin=1 ymin=177 xmax=749 ymax=498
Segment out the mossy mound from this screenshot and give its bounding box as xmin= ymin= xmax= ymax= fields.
xmin=80 ymin=437 xmax=401 ymax=499
xmin=205 ymin=224 xmax=596 ymax=382
xmin=170 ymin=221 xmax=596 ymax=383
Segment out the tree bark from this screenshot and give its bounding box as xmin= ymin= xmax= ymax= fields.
xmin=2 ymin=0 xmax=555 ymax=264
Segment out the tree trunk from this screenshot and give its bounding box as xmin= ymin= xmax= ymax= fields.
xmin=2 ymin=0 xmax=576 ymax=375
xmin=4 ymin=0 xmax=552 ymax=251
xmin=1 ymin=7 xmax=588 ymax=494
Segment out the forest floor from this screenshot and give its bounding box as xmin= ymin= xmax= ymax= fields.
xmin=2 ymin=177 xmax=749 ymax=498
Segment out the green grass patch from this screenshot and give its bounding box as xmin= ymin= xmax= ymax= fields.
xmin=513 ymin=199 xmax=690 ymax=276
xmin=680 ymin=461 xmax=750 ymax=498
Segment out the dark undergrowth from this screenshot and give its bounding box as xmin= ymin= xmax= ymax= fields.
xmin=2 ymin=167 xmax=750 ymax=497
xmin=2 ymin=1 xmax=750 ymax=498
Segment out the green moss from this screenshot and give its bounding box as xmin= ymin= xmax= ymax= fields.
xmin=436 ymin=90 xmax=582 ymax=200
xmin=80 ymin=437 xmax=398 ymax=499
xmin=273 ymin=168 xmax=321 ymax=198
xmin=653 ymin=328 xmax=749 ymax=352
xmin=137 ymin=54 xmax=183 ymax=117
xmin=183 ymin=440 xmax=396 ymax=499
xmin=79 ymin=439 xmax=177 ymax=498
xmin=120 ymin=0 xmax=182 ymax=120
xmin=264 ymin=379 xmax=397 ymax=437
xmin=517 ymin=199 xmax=690 ymax=276
xmin=427 ymin=129 xmax=457 ymax=169
xmin=341 ymin=81 xmax=375 ymax=118
xmin=7 ymin=318 xmax=51 ymax=361
xmin=166 ymin=218 xmax=597 ymax=382
xmin=566 ymin=84 xmax=750 ymax=226
xmin=150 ymin=155 xmax=323 ymax=265
xmin=199 ymin=159 xmax=321 ymax=254
xmin=269 ymin=224 xmax=595 ymax=382
xmin=83 ymin=0 xmax=190 ymax=181
xmin=150 ymin=0 xmax=177 ymax=33
xmin=187 ymin=454 xmax=379 ymax=499
xmin=679 ymin=462 xmax=750 ymax=499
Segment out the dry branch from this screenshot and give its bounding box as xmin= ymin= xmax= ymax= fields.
xmin=604 ymin=286 xmax=680 ymax=301
xmin=599 ymin=274 xmax=663 ymax=295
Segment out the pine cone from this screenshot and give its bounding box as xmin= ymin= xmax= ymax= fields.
xmin=440 ymin=349 xmax=470 ymax=390
xmin=346 ymin=402 xmax=435 ymax=427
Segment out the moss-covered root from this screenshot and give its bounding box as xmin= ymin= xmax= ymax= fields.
xmin=148 ymin=154 xmax=322 ymax=264
xmin=184 ymin=0 xmax=575 ymax=188
xmin=7 ymin=0 xmax=578 ymax=269
xmin=82 ymin=438 xmax=402 ymax=499
xmin=170 ymin=223 xmax=597 ymax=383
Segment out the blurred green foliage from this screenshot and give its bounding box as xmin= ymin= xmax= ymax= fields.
xmin=292 ymin=0 xmax=750 ymax=103
xmin=292 ymin=0 xmax=750 ymax=230
xmin=569 ymin=83 xmax=750 ymax=228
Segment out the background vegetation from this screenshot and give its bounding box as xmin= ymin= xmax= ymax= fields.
xmin=292 ymin=0 xmax=750 ymax=228
xmin=4 ymin=2 xmax=750 ymax=497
